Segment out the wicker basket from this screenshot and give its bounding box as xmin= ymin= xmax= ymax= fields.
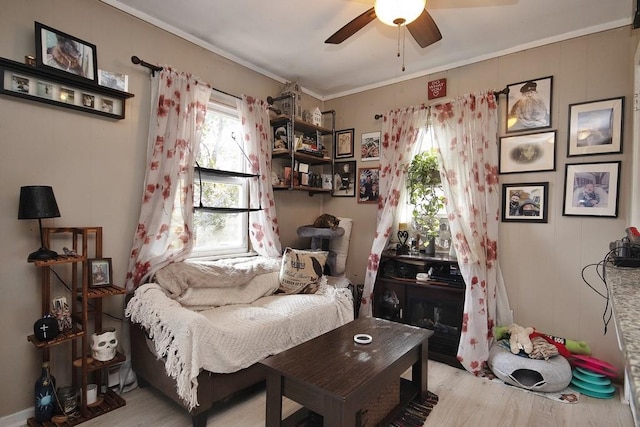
xmin=359 ymin=379 xmax=400 ymax=427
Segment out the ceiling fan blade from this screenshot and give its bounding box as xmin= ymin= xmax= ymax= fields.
xmin=407 ymin=9 xmax=442 ymax=48
xmin=325 ymin=7 xmax=377 ymax=44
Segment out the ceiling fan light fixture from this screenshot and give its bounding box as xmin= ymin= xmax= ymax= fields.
xmin=374 ymin=0 xmax=426 ymax=27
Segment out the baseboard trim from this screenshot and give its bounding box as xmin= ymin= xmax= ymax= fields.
xmin=0 ymin=407 xmax=32 ymax=427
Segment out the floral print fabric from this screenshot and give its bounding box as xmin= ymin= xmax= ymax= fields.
xmin=125 ymin=67 xmax=211 ymax=291
xmin=429 ymin=91 xmax=512 ymax=374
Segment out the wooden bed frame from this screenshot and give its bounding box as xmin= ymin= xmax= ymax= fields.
xmin=130 ymin=322 xmax=267 ymax=427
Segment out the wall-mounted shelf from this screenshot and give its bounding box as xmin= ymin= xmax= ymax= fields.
xmin=0 ymin=57 xmax=134 ymax=120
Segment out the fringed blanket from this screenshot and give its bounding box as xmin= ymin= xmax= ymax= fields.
xmin=125 ymin=256 xmax=354 ymax=410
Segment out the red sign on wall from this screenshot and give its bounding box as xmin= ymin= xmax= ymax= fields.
xmin=427 ymin=78 xmax=447 ymax=100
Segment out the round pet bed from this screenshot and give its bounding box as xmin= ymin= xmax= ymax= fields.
xmin=488 ymin=341 xmax=572 ymax=392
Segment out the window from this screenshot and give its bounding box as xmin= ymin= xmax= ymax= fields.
xmin=191 ymin=98 xmax=251 ymax=258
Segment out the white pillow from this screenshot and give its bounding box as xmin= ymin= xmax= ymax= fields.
xmin=278 ymin=248 xmax=328 ymax=294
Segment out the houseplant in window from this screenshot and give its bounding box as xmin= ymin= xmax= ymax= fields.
xmin=406 ymin=148 xmax=444 ymax=256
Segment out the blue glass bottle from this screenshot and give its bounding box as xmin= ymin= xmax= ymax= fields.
xmin=34 ymin=362 xmax=56 ymax=423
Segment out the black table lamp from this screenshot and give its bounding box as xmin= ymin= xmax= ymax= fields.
xmin=18 ymin=186 xmax=61 ymax=262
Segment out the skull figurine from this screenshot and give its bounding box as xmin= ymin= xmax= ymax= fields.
xmin=91 ymin=329 xmax=118 ymax=361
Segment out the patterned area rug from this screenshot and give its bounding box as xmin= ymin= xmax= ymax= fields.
xmin=295 ymin=391 xmax=439 ymax=426
xmin=388 ymin=391 xmax=439 ymax=426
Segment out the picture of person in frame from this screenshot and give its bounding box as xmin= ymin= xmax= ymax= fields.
xmin=508 ymin=80 xmax=549 ymax=131
xmin=46 ymin=33 xmax=87 ymax=77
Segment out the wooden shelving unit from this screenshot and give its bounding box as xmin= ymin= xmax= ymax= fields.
xmin=27 ymin=227 xmax=126 ymax=426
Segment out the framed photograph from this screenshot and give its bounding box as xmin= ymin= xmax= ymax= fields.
xmin=333 ymin=160 xmax=357 ymax=197
xmin=499 ymin=131 xmax=556 ymax=174
xmin=37 ymin=81 xmax=54 ymax=99
xmin=563 ymin=161 xmax=620 ymax=217
xmin=35 ymin=22 xmax=98 ymax=82
xmin=357 ymin=167 xmax=380 ymax=204
xmin=501 ymin=182 xmax=549 ymax=223
xmin=361 ymin=131 xmax=381 ymax=161
xmin=88 ymin=258 xmax=113 ymax=288
xmin=98 ymin=69 xmax=129 ymax=92
xmin=335 ymin=128 xmax=354 ymax=159
xmin=12 ymin=75 xmax=30 ymax=93
xmin=59 ymin=87 xmax=75 ymax=104
xmin=506 ymin=76 xmax=553 ymax=133
xmin=82 ymin=93 xmax=95 ymax=108
xmin=567 ymin=97 xmax=624 ymax=157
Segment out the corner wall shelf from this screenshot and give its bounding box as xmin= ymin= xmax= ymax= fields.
xmin=0 ymin=57 xmax=134 ymax=120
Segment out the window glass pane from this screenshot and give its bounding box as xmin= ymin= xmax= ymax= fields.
xmin=191 ymin=100 xmax=250 ymax=257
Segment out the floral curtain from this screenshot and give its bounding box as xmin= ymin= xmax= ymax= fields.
xmin=360 ymin=105 xmax=429 ymax=317
xmin=236 ymin=95 xmax=282 ymax=256
xmin=124 ymin=67 xmax=211 ymax=291
xmin=429 ymin=91 xmax=513 ymax=374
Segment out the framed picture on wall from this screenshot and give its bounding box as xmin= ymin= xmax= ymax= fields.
xmin=35 ymin=22 xmax=98 ymax=83
xmin=357 ymin=167 xmax=380 ymax=204
xmin=567 ymin=97 xmax=624 ymax=157
xmin=562 ymin=161 xmax=620 ymax=217
xmin=332 ymin=160 xmax=356 ymax=197
xmin=361 ymin=131 xmax=380 ymax=161
xmin=499 ymin=131 xmax=556 ymax=174
xmin=501 ymin=182 xmax=549 ymax=223
xmin=506 ymin=76 xmax=553 ymax=133
xmin=335 ymin=128 xmax=354 ymax=159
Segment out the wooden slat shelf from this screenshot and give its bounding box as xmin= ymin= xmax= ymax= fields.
xmin=33 ymin=255 xmax=85 ymax=267
xmin=26 ymin=389 xmax=126 ymax=427
xmin=28 ymin=328 xmax=84 ymax=349
xmin=85 ymin=285 xmax=126 ymax=298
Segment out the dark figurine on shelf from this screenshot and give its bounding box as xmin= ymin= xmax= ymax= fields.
xmin=62 ymin=246 xmax=77 ymax=256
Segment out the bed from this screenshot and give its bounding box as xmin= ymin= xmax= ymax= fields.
xmin=126 ymin=253 xmax=354 ymax=427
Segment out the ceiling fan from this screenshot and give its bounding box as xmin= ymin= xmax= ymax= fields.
xmin=325 ymin=0 xmax=442 ymax=49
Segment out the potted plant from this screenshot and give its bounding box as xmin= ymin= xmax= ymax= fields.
xmin=406 ymin=148 xmax=444 ymax=255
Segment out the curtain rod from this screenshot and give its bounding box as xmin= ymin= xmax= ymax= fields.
xmin=130 ymin=55 xmax=241 ymax=100
xmin=373 ymin=87 xmax=510 ymax=120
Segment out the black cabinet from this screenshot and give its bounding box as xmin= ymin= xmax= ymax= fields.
xmin=373 ymin=250 xmax=465 ymax=369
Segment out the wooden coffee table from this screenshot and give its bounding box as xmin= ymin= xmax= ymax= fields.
xmin=259 ymin=316 xmax=433 ymax=427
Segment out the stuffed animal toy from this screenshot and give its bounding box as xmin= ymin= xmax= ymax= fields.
xmin=507 ymin=323 xmax=534 ymax=355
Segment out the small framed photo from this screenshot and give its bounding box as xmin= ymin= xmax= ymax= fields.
xmin=567 ymin=97 xmax=624 ymax=157
xmin=59 ymin=87 xmax=75 ymax=104
xmin=82 ymin=93 xmax=95 ymax=108
xmin=35 ymin=22 xmax=97 ymax=82
xmin=101 ymin=98 xmax=114 ymax=113
xmin=361 ymin=131 xmax=380 ymax=161
xmin=563 ymin=161 xmax=620 ymax=217
xmin=335 ymin=128 xmax=354 ymax=159
xmin=499 ymin=131 xmax=556 ymax=174
xmin=506 ymin=76 xmax=553 ymax=133
xmin=501 ymin=182 xmax=549 ymax=223
xmin=88 ymin=258 xmax=113 ymax=288
xmin=357 ymin=167 xmax=380 ymax=204
xmin=12 ymin=75 xmax=30 ymax=93
xmin=333 ymin=160 xmax=357 ymax=197
xmin=37 ymin=81 xmax=54 ymax=99
xmin=98 ymin=69 xmax=129 ymax=92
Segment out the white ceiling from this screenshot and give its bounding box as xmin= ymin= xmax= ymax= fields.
xmin=101 ymin=0 xmax=633 ymax=100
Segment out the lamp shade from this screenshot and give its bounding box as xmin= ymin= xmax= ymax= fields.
xmin=375 ymin=0 xmax=426 ymax=26
xmin=18 ymin=186 xmax=61 ymax=219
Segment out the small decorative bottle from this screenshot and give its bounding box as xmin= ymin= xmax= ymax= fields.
xmin=34 ymin=362 xmax=56 ymax=423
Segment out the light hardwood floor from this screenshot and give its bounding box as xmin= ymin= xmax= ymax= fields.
xmin=79 ymin=361 xmax=634 ymax=427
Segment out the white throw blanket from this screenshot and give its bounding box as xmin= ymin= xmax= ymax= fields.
xmin=126 ymin=256 xmax=354 ymax=410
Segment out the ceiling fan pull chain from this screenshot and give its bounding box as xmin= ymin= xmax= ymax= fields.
xmin=396 ymin=24 xmax=401 ymax=58
xmin=402 ymin=26 xmax=407 ymax=72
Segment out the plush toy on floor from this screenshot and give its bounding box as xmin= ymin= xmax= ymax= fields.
xmin=507 ymin=323 xmax=534 ymax=355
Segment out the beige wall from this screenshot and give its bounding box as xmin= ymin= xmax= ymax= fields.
xmin=0 ymin=0 xmax=326 ymax=417
xmin=324 ymin=26 xmax=640 ymax=385
xmin=1 ymin=0 xmax=638 ymax=418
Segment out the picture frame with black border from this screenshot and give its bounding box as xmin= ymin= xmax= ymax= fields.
xmin=357 ymin=166 xmax=380 ymax=204
xmin=361 ymin=131 xmax=380 ymax=162
xmin=506 ymin=76 xmax=553 ymax=133
xmin=501 ymin=182 xmax=549 ymax=223
xmin=35 ymin=21 xmax=98 ymax=83
xmin=88 ymin=258 xmax=113 ymax=288
xmin=499 ymin=130 xmax=556 ymax=174
xmin=567 ymin=96 xmax=624 ymax=157
xmin=335 ymin=128 xmax=354 ymax=159
xmin=333 ymin=160 xmax=356 ymax=197
xmin=562 ymin=161 xmax=620 ymax=218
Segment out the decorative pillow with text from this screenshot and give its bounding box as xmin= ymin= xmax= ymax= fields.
xmin=278 ymin=248 xmax=328 ymax=294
